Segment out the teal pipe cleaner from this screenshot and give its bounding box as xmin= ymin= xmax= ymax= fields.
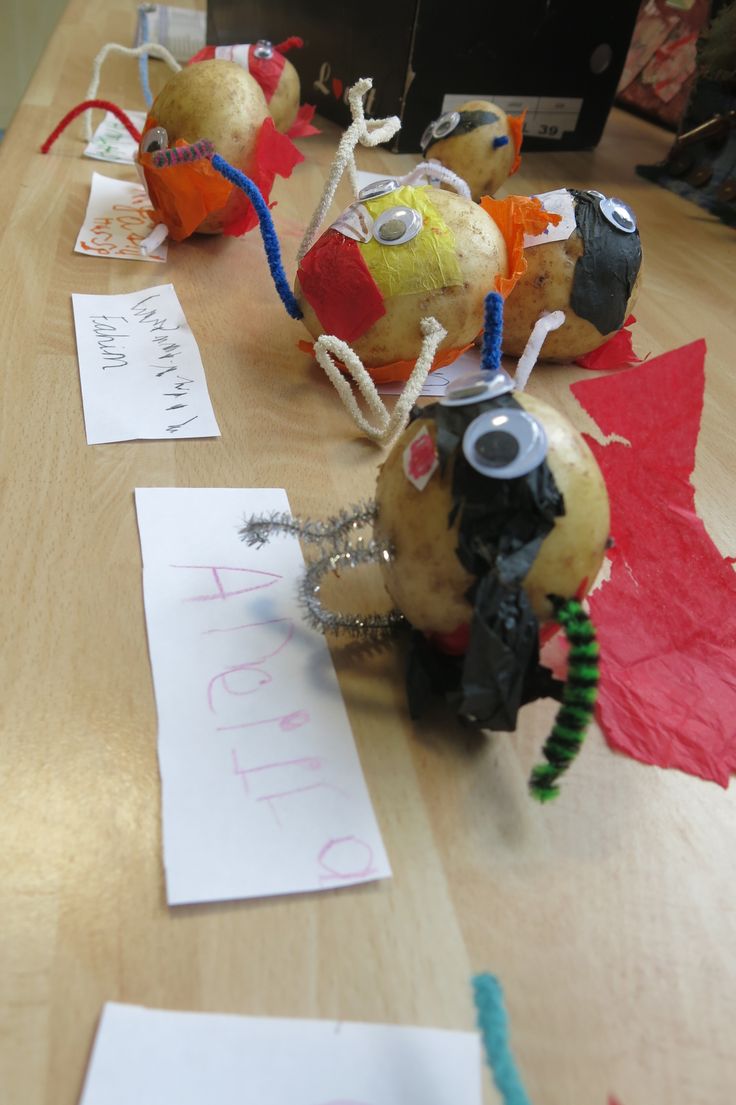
xmin=473 ymin=973 xmax=533 ymax=1105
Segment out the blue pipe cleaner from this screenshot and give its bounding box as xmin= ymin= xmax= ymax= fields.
xmin=211 ymin=154 xmax=304 ymax=320
xmin=493 ymin=135 xmax=510 ymax=149
xmin=138 ymin=9 xmax=154 ymax=108
xmin=480 ymin=290 xmax=504 ymax=373
xmin=473 ymin=973 xmax=533 ymax=1105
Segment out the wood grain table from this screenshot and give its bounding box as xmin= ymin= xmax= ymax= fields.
xmin=1 ymin=2 xmax=734 ymax=1103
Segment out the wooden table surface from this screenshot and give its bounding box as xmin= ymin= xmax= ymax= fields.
xmin=1 ymin=1 xmax=735 ymax=1103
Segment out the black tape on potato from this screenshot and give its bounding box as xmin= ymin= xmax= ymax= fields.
xmin=569 ymin=189 xmax=642 ymax=336
xmin=426 ymin=109 xmax=500 ymax=153
xmin=405 ymin=394 xmax=565 ymax=730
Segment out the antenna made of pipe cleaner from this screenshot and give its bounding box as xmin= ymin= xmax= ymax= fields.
xmin=209 ymin=153 xmax=303 ymax=320
xmin=529 ymin=597 xmax=600 ymax=802
xmin=41 ymin=100 xmax=142 ymax=153
xmin=473 ymin=974 xmax=533 ymax=1105
xmin=480 ymin=290 xmax=504 ymax=374
xmin=86 ymin=42 xmax=181 ymax=134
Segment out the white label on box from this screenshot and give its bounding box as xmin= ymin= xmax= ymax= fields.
xmin=441 ymin=94 xmax=583 ymax=140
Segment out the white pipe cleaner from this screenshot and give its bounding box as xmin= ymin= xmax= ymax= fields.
xmin=514 ymin=311 xmax=566 ymax=391
xmin=313 ymin=317 xmax=447 ymax=449
xmin=399 ymin=159 xmax=471 ymax=198
xmin=296 ymin=79 xmax=401 ymax=264
xmin=84 ymin=42 xmax=181 ymax=139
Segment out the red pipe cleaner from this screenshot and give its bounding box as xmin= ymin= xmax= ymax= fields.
xmin=41 ymin=100 xmax=142 ymax=154
xmin=274 ymin=36 xmax=304 ymax=53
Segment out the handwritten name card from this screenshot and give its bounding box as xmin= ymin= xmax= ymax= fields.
xmin=84 ymin=110 xmax=146 ymax=164
xmin=75 ymin=172 xmax=167 ymax=262
xmin=71 ymin=284 xmax=220 ymax=444
xmin=80 ymin=1003 xmax=481 ymax=1105
xmin=134 ymin=487 xmax=391 ymax=906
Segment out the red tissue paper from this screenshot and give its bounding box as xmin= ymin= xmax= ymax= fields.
xmin=575 ymin=316 xmax=643 ymax=371
xmin=571 ymin=340 xmax=736 ymax=786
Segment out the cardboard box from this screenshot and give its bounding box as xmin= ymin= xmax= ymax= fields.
xmin=207 ymin=0 xmax=642 ymax=151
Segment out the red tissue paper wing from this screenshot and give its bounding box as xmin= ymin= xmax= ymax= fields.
xmin=571 ymin=340 xmax=736 ymax=786
xmin=287 ymin=103 xmax=320 ymax=138
xmin=223 ymin=117 xmax=304 ymax=238
xmin=575 ymin=316 xmax=644 ymax=371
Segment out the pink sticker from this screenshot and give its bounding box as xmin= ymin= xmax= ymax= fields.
xmin=403 ymin=427 xmax=438 ymax=491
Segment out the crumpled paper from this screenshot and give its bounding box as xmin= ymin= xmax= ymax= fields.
xmin=571 ymin=340 xmax=736 ymax=786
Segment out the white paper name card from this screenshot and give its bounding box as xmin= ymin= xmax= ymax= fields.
xmin=79 ymin=1003 xmax=482 ymax=1105
xmin=134 ymin=487 xmax=391 ymax=905
xmin=75 ymin=173 xmax=166 ymax=263
xmin=83 ymin=111 xmax=146 ymax=165
xmin=71 ymin=284 xmax=220 ymax=444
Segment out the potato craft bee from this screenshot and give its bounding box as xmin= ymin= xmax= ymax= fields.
xmin=295 ymin=176 xmax=558 ymax=384
xmin=419 ymin=99 xmax=525 ymax=201
xmin=188 ymin=37 xmax=316 ymax=136
xmin=242 ymin=294 xmax=609 ymax=801
xmin=137 ymin=59 xmax=303 ymax=240
xmin=501 ymin=188 xmax=643 ymax=361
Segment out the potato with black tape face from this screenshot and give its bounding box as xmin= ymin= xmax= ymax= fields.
xmin=420 ymin=99 xmax=523 ymax=200
xmin=502 ymin=188 xmax=642 ymax=361
xmin=374 ymin=389 xmax=610 ymax=634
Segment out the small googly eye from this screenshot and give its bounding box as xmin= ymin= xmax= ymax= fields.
xmin=253 ymin=39 xmax=273 ymax=59
xmin=462 ymin=409 xmax=548 ymax=479
xmin=432 ymin=111 xmax=460 ymax=140
xmin=140 ymin=126 xmax=168 ymax=155
xmin=441 ymin=370 xmax=515 ymax=407
xmin=372 ymin=205 xmax=423 ymax=246
xmin=357 ymin=178 xmax=400 ymax=201
xmin=599 ymin=195 xmax=637 ymax=233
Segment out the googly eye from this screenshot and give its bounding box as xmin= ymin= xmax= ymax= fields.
xmin=140 ymin=126 xmax=169 ymax=155
xmin=440 ymin=369 xmax=515 ymax=407
xmin=599 ymin=195 xmax=637 ymax=233
xmin=433 ymin=111 xmax=460 ymax=140
xmin=420 ymin=110 xmax=460 ymax=150
xmin=372 ymin=206 xmax=423 ymax=246
xmin=253 ymin=39 xmax=273 ymax=59
xmin=357 ymin=177 xmax=400 ymax=201
xmin=462 ymin=408 xmax=548 ymax=479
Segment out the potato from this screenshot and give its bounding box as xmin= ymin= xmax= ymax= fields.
xmin=421 ymin=99 xmax=517 ymax=201
xmin=374 ymin=391 xmax=609 ymax=633
xmin=502 ymin=188 xmax=642 ymax=361
xmin=296 ymin=185 xmax=508 ymax=373
xmin=268 ymin=55 xmax=300 ymax=132
xmin=140 ymin=60 xmax=269 ymax=235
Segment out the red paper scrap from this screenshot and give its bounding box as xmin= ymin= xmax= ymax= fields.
xmin=575 ymin=316 xmax=643 ymax=371
xmin=287 ymin=103 xmax=320 ymax=139
xmin=571 ymin=340 xmax=736 ymax=786
xmin=297 ymin=230 xmax=386 ymax=343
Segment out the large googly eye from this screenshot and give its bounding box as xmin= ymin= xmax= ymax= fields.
xmin=599 ymin=195 xmax=637 ymax=233
xmin=357 ymin=177 xmax=400 ymax=201
xmin=140 ymin=126 xmax=168 ymax=155
xmin=441 ymin=369 xmax=515 ymax=407
xmin=253 ymin=39 xmax=273 ymax=59
xmin=462 ymin=408 xmax=548 ymax=479
xmin=372 ymin=206 xmax=422 ymax=246
xmin=420 ymin=110 xmax=460 ymax=150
